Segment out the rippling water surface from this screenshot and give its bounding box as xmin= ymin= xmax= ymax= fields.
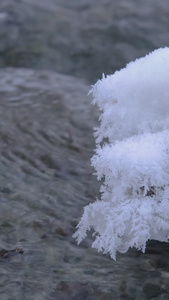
xmin=0 ymin=68 xmax=99 ymax=299
xmin=1 ymin=0 xmax=169 ymax=298
xmin=0 ymin=68 xmax=169 ymax=300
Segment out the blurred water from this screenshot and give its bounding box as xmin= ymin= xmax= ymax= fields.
xmin=0 ymin=67 xmax=168 ymax=300
xmin=1 ymin=0 xmax=169 ymax=82
xmin=0 ymin=68 xmax=98 ymax=299
xmin=1 ymin=0 xmax=169 ymax=299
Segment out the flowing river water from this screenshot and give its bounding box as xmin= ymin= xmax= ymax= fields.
xmin=1 ymin=0 xmax=169 ymax=299
xmin=0 ymin=68 xmax=169 ymax=300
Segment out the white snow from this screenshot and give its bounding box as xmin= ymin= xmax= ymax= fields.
xmin=73 ymin=47 xmax=169 ymax=259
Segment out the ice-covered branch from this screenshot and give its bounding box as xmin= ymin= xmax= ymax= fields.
xmin=73 ymin=47 xmax=169 ymax=259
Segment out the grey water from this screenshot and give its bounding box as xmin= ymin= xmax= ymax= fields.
xmin=0 ymin=1 xmax=169 ymax=299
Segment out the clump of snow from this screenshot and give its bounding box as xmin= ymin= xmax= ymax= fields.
xmin=73 ymin=47 xmax=169 ymax=259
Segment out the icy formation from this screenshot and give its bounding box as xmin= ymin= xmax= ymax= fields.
xmin=73 ymin=48 xmax=169 ymax=259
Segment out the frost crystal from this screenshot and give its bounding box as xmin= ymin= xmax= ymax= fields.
xmin=73 ymin=48 xmax=169 ymax=259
